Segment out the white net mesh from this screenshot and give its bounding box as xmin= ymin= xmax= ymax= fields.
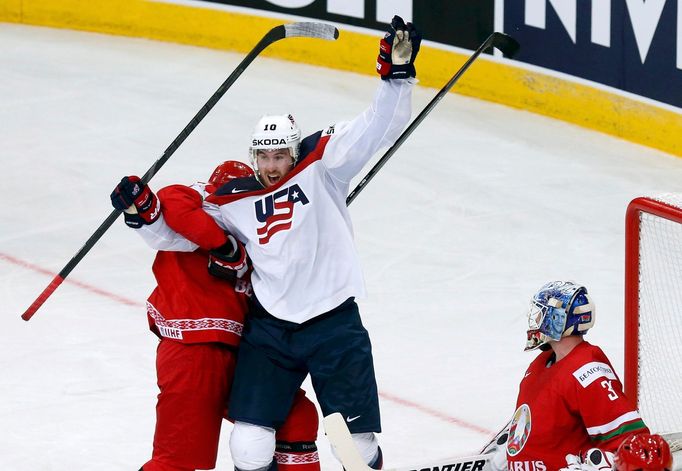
xmin=636 ymin=194 xmax=682 ymax=437
xmin=665 ymin=433 xmax=682 ymax=469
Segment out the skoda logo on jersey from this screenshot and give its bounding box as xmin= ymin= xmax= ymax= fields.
xmin=255 ymin=183 xmax=309 ymax=244
xmin=507 ymin=404 xmax=532 ymax=456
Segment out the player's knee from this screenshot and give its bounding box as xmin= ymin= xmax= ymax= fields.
xmin=230 ymin=421 xmax=277 ymax=471
xmin=331 ymin=432 xmax=380 ymax=468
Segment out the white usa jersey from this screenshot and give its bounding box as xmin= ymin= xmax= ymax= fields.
xmin=149 ymin=79 xmax=413 ymax=323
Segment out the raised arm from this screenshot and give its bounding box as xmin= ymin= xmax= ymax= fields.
xmin=322 ymin=16 xmax=420 ymax=182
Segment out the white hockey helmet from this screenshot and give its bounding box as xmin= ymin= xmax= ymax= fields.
xmin=249 ymin=114 xmax=301 ymax=171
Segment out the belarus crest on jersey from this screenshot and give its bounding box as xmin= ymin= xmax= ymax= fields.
xmin=507 ymin=404 xmax=532 ymax=456
xmin=254 ymin=183 xmax=309 ymax=244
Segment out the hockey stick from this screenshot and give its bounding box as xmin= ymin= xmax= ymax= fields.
xmin=21 ymin=22 xmax=339 ymax=321
xmin=324 ymin=413 xmax=492 ymax=471
xmin=346 ymin=32 xmax=520 ymax=205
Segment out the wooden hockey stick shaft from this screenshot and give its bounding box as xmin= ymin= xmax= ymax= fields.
xmin=21 ymin=22 xmax=338 ymax=321
xmin=346 ymin=32 xmax=520 ymax=206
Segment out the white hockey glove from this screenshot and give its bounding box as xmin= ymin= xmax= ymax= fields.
xmin=376 ymin=15 xmax=421 ymax=80
xmin=480 ymin=423 xmax=510 ymax=471
xmin=560 ymin=449 xmax=615 ymax=471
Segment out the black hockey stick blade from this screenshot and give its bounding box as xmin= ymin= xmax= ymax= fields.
xmin=21 ymin=22 xmax=338 ymax=322
xmin=491 ymin=32 xmax=520 ymax=58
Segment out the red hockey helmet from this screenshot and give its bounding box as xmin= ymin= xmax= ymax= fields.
xmin=614 ymin=433 xmax=673 ymax=471
xmin=208 ymin=160 xmax=254 ymax=188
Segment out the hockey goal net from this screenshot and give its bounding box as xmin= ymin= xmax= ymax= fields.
xmin=625 ymin=194 xmax=682 ymax=454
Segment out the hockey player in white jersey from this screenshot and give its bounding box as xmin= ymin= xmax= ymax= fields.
xmin=213 ymin=16 xmax=419 ymax=471
xmin=122 ymin=15 xmax=421 ymax=471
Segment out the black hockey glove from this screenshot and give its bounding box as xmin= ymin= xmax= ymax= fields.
xmin=110 ymin=176 xmax=160 ymax=229
xmin=208 ymin=234 xmax=250 ymax=283
xmin=376 ymin=15 xmax=421 ymax=80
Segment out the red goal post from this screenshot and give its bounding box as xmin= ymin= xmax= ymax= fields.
xmin=625 ymin=195 xmax=682 ymax=436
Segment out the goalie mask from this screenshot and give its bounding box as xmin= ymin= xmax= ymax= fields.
xmin=249 ymin=114 xmax=301 ymax=180
xmin=525 ymin=281 xmax=595 ymax=351
xmin=614 ymin=433 xmax=672 ymax=471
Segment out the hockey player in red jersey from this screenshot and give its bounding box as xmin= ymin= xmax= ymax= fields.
xmin=614 ymin=433 xmax=672 ymax=471
xmin=110 ymin=161 xmax=320 ymax=471
xmin=483 ymin=281 xmax=648 ymax=471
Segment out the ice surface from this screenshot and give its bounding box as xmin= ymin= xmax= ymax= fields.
xmin=2 ymin=23 xmax=681 ymax=470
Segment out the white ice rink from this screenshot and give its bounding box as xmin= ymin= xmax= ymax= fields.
xmin=2 ymin=23 xmax=682 ymax=470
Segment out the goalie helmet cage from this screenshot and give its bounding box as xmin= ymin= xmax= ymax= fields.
xmin=625 ymin=194 xmax=682 ymax=441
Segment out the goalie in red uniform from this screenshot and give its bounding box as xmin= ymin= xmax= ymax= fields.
xmin=483 ymin=281 xmax=649 ymax=471
xmin=111 ymin=161 xmax=320 ymax=471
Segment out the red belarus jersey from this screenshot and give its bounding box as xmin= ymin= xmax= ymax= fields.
xmin=144 ymin=184 xmax=250 ymax=346
xmin=506 ymin=341 xmax=647 ymax=471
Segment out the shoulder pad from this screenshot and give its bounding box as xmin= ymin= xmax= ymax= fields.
xmin=298 ymin=130 xmax=324 ymax=162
